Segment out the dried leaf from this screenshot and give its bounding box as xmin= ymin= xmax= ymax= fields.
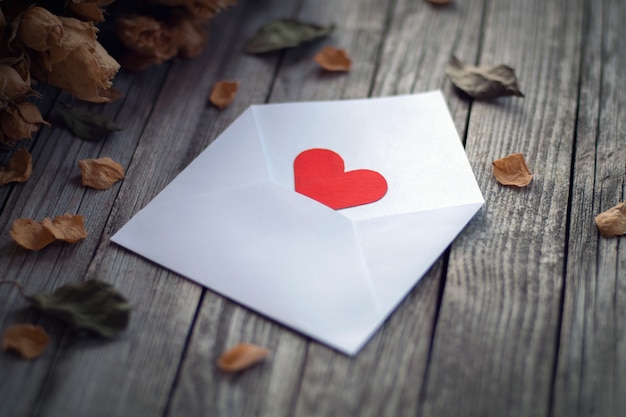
xmin=0 ymin=148 xmax=32 ymax=185
xmin=9 ymin=218 xmax=56 ymax=250
xmin=492 ymin=153 xmax=533 ymax=187
xmin=595 ymin=202 xmax=626 ymax=237
xmin=217 ymin=343 xmax=269 ymax=372
xmin=446 ymin=56 xmax=524 ymax=100
xmin=314 ymin=46 xmax=352 ymax=72
xmin=426 ymin=0 xmax=452 ymax=4
xmin=41 ymin=214 xmax=88 ymax=243
xmin=2 ymin=324 xmax=50 ymax=359
xmin=55 ymin=105 xmax=121 ymax=141
xmin=10 ymin=214 xmax=87 ymax=250
xmin=25 ymin=280 xmax=131 ymax=338
xmin=245 ymin=19 xmax=335 ymax=54
xmin=79 ymin=157 xmax=125 ymax=189
xmin=209 ymin=80 xmax=239 ymax=109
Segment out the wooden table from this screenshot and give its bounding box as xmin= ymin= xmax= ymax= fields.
xmin=2 ymin=0 xmax=624 ymax=416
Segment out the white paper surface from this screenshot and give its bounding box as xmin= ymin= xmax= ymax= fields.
xmin=112 ymin=91 xmax=484 ymax=355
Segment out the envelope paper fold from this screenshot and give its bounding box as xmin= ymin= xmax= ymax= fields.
xmin=112 ymin=91 xmax=484 ymax=355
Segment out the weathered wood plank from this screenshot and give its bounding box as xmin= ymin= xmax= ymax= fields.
xmin=288 ymin=0 xmax=487 ymax=416
xmin=554 ymin=0 xmax=626 ymax=415
xmin=0 ymin=66 xmax=169 ymax=417
xmin=420 ymin=0 xmax=583 ymax=416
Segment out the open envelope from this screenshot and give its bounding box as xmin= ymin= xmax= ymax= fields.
xmin=112 ymin=91 xmax=484 ymax=355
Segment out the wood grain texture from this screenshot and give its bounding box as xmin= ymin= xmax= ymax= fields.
xmin=554 ymin=0 xmax=626 ymax=415
xmin=420 ymin=0 xmax=584 ymax=416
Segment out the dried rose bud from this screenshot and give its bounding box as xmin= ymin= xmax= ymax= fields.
xmin=0 ymin=64 xmax=34 ymax=106
xmin=0 ymin=102 xmax=50 ymax=141
xmin=170 ymin=18 xmax=208 ymax=59
xmin=38 ymin=16 xmax=98 ymax=71
xmin=16 ymin=6 xmax=64 ymax=52
xmin=116 ymin=15 xmax=178 ymax=63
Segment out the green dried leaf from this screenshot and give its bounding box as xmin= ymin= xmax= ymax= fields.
xmin=245 ymin=19 xmax=335 ymax=54
xmin=445 ymin=56 xmax=524 ymax=100
xmin=55 ymin=105 xmax=122 ymax=142
xmin=25 ymin=280 xmax=131 ymax=338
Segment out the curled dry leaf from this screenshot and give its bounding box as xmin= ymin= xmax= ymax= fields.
xmin=446 ymin=56 xmax=524 ymax=100
xmin=245 ymin=19 xmax=335 ymax=54
xmin=25 ymin=280 xmax=131 ymax=338
xmin=2 ymin=324 xmax=50 ymax=359
xmin=217 ymin=343 xmax=269 ymax=372
xmin=0 ymin=148 xmax=32 ymax=185
xmin=492 ymin=153 xmax=533 ymax=187
xmin=209 ymin=80 xmax=239 ymax=109
xmin=10 ymin=214 xmax=87 ymax=250
xmin=56 ymin=105 xmax=122 ymax=141
xmin=595 ymin=202 xmax=626 ymax=237
xmin=79 ymin=157 xmax=125 ymax=190
xmin=314 ymin=46 xmax=352 ymax=72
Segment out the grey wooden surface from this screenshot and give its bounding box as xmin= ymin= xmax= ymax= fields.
xmin=1 ymin=0 xmax=624 ymax=416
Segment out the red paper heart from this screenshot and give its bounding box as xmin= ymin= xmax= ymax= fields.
xmin=294 ymin=148 xmax=388 ymax=210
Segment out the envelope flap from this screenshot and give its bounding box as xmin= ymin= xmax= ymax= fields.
xmin=149 ymin=108 xmax=270 ymax=206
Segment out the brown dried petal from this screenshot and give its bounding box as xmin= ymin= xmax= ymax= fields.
xmin=67 ymin=3 xmax=105 ymax=22
xmin=2 ymin=324 xmax=50 ymax=359
xmin=41 ymin=214 xmax=88 ymax=243
xmin=595 ymin=202 xmax=626 ymax=238
xmin=492 ymin=153 xmax=533 ymax=187
xmin=217 ymin=343 xmax=269 ymax=372
xmin=0 ymin=148 xmax=32 ymax=185
xmin=314 ymin=46 xmax=352 ymax=72
xmin=79 ymin=157 xmax=125 ymax=189
xmin=0 ymin=102 xmax=50 ymax=141
xmin=10 ymin=218 xmax=56 ymax=250
xmin=16 ymin=6 xmax=64 ymax=52
xmin=209 ymin=81 xmax=239 ymax=109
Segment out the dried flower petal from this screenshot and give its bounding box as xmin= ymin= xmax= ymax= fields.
xmin=0 ymin=102 xmax=50 ymax=141
xmin=16 ymin=6 xmax=64 ymax=52
xmin=41 ymin=214 xmax=88 ymax=243
xmin=0 ymin=148 xmax=32 ymax=185
xmin=595 ymin=202 xmax=626 ymax=238
xmin=10 ymin=218 xmax=56 ymax=250
xmin=492 ymin=153 xmax=533 ymax=187
xmin=67 ymin=3 xmax=105 ymax=22
xmin=209 ymin=81 xmax=239 ymax=109
xmin=2 ymin=324 xmax=50 ymax=359
xmin=79 ymin=157 xmax=125 ymax=189
xmin=10 ymin=214 xmax=87 ymax=250
xmin=217 ymin=343 xmax=269 ymax=372
xmin=314 ymin=46 xmax=352 ymax=72
xmin=446 ymin=56 xmax=524 ymax=100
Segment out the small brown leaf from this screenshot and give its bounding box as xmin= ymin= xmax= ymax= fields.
xmin=209 ymin=81 xmax=239 ymax=109
xmin=446 ymin=56 xmax=524 ymax=100
xmin=314 ymin=46 xmax=352 ymax=72
xmin=0 ymin=148 xmax=32 ymax=185
xmin=10 ymin=214 xmax=87 ymax=250
xmin=78 ymin=157 xmax=125 ymax=189
xmin=2 ymin=324 xmax=50 ymax=359
xmin=9 ymin=218 xmax=56 ymax=250
xmin=595 ymin=202 xmax=626 ymax=237
xmin=492 ymin=153 xmax=533 ymax=187
xmin=217 ymin=343 xmax=269 ymax=372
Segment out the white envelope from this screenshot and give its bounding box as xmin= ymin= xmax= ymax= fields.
xmin=112 ymin=91 xmax=484 ymax=355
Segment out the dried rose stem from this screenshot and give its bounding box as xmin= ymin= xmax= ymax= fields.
xmin=0 ymin=280 xmax=27 ymax=298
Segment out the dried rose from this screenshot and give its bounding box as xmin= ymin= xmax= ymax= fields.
xmin=0 ymin=148 xmax=32 ymax=185
xmin=595 ymin=202 xmax=626 ymax=238
xmin=492 ymin=153 xmax=533 ymax=187
xmin=116 ymin=15 xmax=178 ymax=64
xmin=16 ymin=6 xmax=64 ymax=52
xmin=0 ymin=102 xmax=50 ymax=142
xmin=2 ymin=324 xmax=50 ymax=360
xmin=314 ymin=46 xmax=352 ymax=72
xmin=170 ymin=18 xmax=208 ymax=59
xmin=78 ymin=157 xmax=125 ymax=189
xmin=217 ymin=343 xmax=269 ymax=372
xmin=209 ymin=81 xmax=239 ymax=109
xmin=10 ymin=214 xmax=87 ymax=250
xmin=0 ymin=64 xmax=35 ymax=106
xmin=148 ymin=0 xmax=236 ymax=22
